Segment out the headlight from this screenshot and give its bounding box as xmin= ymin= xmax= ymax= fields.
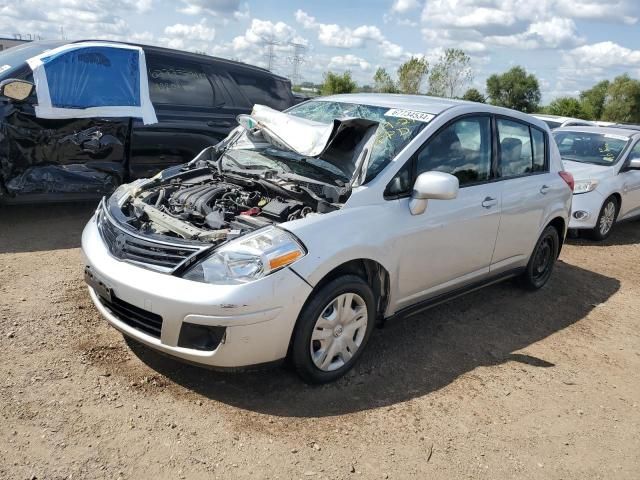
xmin=183 ymin=227 xmax=306 ymax=285
xmin=110 ymin=179 xmax=147 ymax=205
xmin=573 ymin=180 xmax=599 ymax=194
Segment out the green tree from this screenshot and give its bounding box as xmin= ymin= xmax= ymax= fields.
xmin=579 ymin=80 xmax=609 ymax=120
xmin=397 ymin=57 xmax=429 ymax=94
xmin=547 ymin=96 xmax=585 ymax=118
xmin=320 ymin=71 xmax=357 ymax=95
xmin=602 ymin=74 xmax=640 ymax=123
xmin=373 ymin=67 xmax=398 ymax=93
xmin=461 ymin=87 xmax=485 ymax=103
xmin=428 ymin=48 xmax=473 ymax=98
xmin=486 ymin=66 xmax=541 ymax=113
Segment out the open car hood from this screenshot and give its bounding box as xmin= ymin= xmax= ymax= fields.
xmin=238 ymin=104 xmax=379 ymax=184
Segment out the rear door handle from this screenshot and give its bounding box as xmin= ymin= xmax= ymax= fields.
xmin=540 ymin=185 xmax=551 ymax=195
xmin=481 ymin=196 xmax=498 ymax=208
xmin=207 ymin=120 xmax=232 ymax=127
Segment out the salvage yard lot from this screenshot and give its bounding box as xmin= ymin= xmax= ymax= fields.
xmin=1 ymin=204 xmax=639 ymax=480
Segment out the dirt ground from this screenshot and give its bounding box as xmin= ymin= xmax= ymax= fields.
xmin=1 ymin=203 xmax=639 ymax=480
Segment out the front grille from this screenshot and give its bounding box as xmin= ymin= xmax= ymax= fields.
xmin=97 ymin=202 xmax=201 ymax=271
xmin=99 ymin=294 xmax=163 ymax=338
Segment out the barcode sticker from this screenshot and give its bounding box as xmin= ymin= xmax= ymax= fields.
xmin=385 ymin=108 xmax=435 ymax=123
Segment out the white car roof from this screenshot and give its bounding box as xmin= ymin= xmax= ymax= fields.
xmin=532 ymin=114 xmax=593 ymax=124
xmin=554 ymin=125 xmax=640 ymax=138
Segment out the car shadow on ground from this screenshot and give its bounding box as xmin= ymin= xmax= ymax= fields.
xmin=567 ymin=217 xmax=640 ymax=247
xmin=127 ymin=260 xmax=620 ymax=417
xmin=0 ymin=202 xmax=98 ymax=254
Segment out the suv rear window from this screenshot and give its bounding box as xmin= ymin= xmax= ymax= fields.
xmin=147 ymin=55 xmax=214 ymax=107
xmin=230 ymin=71 xmax=292 ymax=110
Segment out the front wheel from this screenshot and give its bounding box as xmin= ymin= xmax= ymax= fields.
xmin=519 ymin=225 xmax=560 ymax=290
xmin=588 ymin=196 xmax=618 ymax=241
xmin=291 ymin=275 xmax=376 ymax=384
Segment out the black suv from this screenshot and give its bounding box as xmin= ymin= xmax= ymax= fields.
xmin=0 ymin=40 xmax=297 ymax=204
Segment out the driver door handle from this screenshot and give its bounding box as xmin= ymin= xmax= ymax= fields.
xmin=540 ymin=184 xmax=551 ymax=195
xmin=482 ymin=196 xmax=498 ymax=208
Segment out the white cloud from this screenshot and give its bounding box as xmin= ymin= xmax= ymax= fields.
xmin=294 ymin=9 xmax=404 ymax=53
xmin=391 ymin=0 xmax=421 ymax=14
xmin=0 ymin=0 xmax=152 ymax=41
xmin=178 ymin=0 xmax=241 ymax=16
xmin=329 ymin=54 xmax=371 ymax=71
xmin=565 ymin=41 xmax=640 ymax=69
xmin=556 ymin=0 xmax=638 ymax=25
xmin=164 ymin=20 xmax=216 ymax=42
xmin=485 ymin=17 xmax=584 ymax=49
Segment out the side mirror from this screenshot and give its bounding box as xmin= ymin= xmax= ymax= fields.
xmin=628 ymin=158 xmax=640 ymax=170
xmin=409 ymin=171 xmax=459 ymax=215
xmin=0 ymin=78 xmax=35 ymax=102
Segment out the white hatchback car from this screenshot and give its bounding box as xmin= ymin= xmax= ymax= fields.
xmin=82 ymin=94 xmax=573 ymax=383
xmin=553 ymin=126 xmax=640 ymax=240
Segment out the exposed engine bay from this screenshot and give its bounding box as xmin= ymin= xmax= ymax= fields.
xmin=107 ymin=105 xmax=381 ymax=246
xmin=114 ymin=164 xmax=347 ymax=244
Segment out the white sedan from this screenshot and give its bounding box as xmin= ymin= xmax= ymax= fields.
xmin=554 ymin=126 xmax=640 ymax=239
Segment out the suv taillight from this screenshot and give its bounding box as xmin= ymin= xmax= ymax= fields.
xmin=559 ymin=171 xmax=574 ymax=192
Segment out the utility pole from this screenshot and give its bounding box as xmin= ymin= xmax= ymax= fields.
xmin=288 ymin=42 xmax=307 ymax=86
xmin=261 ymin=36 xmax=279 ymax=71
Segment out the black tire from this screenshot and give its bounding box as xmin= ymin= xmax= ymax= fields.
xmin=519 ymin=225 xmax=560 ymax=290
xmin=291 ymin=274 xmax=376 ymax=384
xmin=588 ymin=196 xmax=619 ymax=241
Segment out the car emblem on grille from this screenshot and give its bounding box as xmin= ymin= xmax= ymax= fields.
xmin=113 ymin=234 xmax=127 ymax=257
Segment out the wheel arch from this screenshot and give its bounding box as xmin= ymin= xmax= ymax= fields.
xmin=547 ymin=216 xmax=566 ymax=256
xmin=308 ymin=259 xmax=391 ymax=323
xmin=286 ymin=258 xmax=390 ymax=363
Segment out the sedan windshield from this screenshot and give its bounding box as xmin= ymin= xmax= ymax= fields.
xmin=286 ymin=100 xmax=429 ymax=182
xmin=553 ymin=131 xmax=629 ymax=165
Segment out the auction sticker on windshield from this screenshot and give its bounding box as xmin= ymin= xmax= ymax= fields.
xmin=604 ymin=133 xmax=629 ymax=141
xmin=385 ymin=109 xmax=435 ymax=123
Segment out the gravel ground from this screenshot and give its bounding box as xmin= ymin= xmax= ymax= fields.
xmin=1 ymin=203 xmax=639 ymax=480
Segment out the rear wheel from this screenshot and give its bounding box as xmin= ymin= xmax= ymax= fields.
xmin=588 ymin=196 xmax=618 ymax=241
xmin=519 ymin=225 xmax=560 ymax=290
xmin=291 ymin=275 xmax=375 ymax=384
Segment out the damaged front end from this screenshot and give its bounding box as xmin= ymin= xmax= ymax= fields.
xmin=98 ymin=104 xmax=378 ymax=273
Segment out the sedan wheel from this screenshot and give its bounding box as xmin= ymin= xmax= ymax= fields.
xmin=310 ymin=293 xmax=368 ymax=372
xmin=291 ymin=274 xmax=375 ymax=384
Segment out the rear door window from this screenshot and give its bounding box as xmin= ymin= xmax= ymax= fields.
xmin=497 ymin=119 xmax=535 ymax=178
xmin=146 ymin=54 xmax=214 ymax=107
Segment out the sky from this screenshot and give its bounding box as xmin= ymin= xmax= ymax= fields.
xmin=1 ymin=0 xmax=639 ymax=103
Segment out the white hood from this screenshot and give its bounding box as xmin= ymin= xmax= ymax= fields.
xmin=562 ymin=160 xmax=615 ymax=182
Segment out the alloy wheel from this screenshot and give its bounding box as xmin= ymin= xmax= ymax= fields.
xmin=599 ymin=201 xmax=616 ymax=236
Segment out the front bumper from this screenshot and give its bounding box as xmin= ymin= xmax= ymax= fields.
xmin=568 ymin=190 xmax=604 ymax=229
xmin=81 ymin=215 xmax=313 ymax=368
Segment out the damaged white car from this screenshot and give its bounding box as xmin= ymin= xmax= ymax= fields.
xmin=82 ymin=94 xmax=572 ymax=383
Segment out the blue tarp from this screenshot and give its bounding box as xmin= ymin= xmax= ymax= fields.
xmin=41 ymin=47 xmax=141 ymax=109
xmin=27 ymin=42 xmax=157 ymax=124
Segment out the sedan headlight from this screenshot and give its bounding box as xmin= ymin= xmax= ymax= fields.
xmin=183 ymin=227 xmax=306 ymax=285
xmin=573 ymin=180 xmax=599 ymax=194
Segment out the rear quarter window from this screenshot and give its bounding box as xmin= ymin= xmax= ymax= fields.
xmin=229 ymin=71 xmax=292 ymax=110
